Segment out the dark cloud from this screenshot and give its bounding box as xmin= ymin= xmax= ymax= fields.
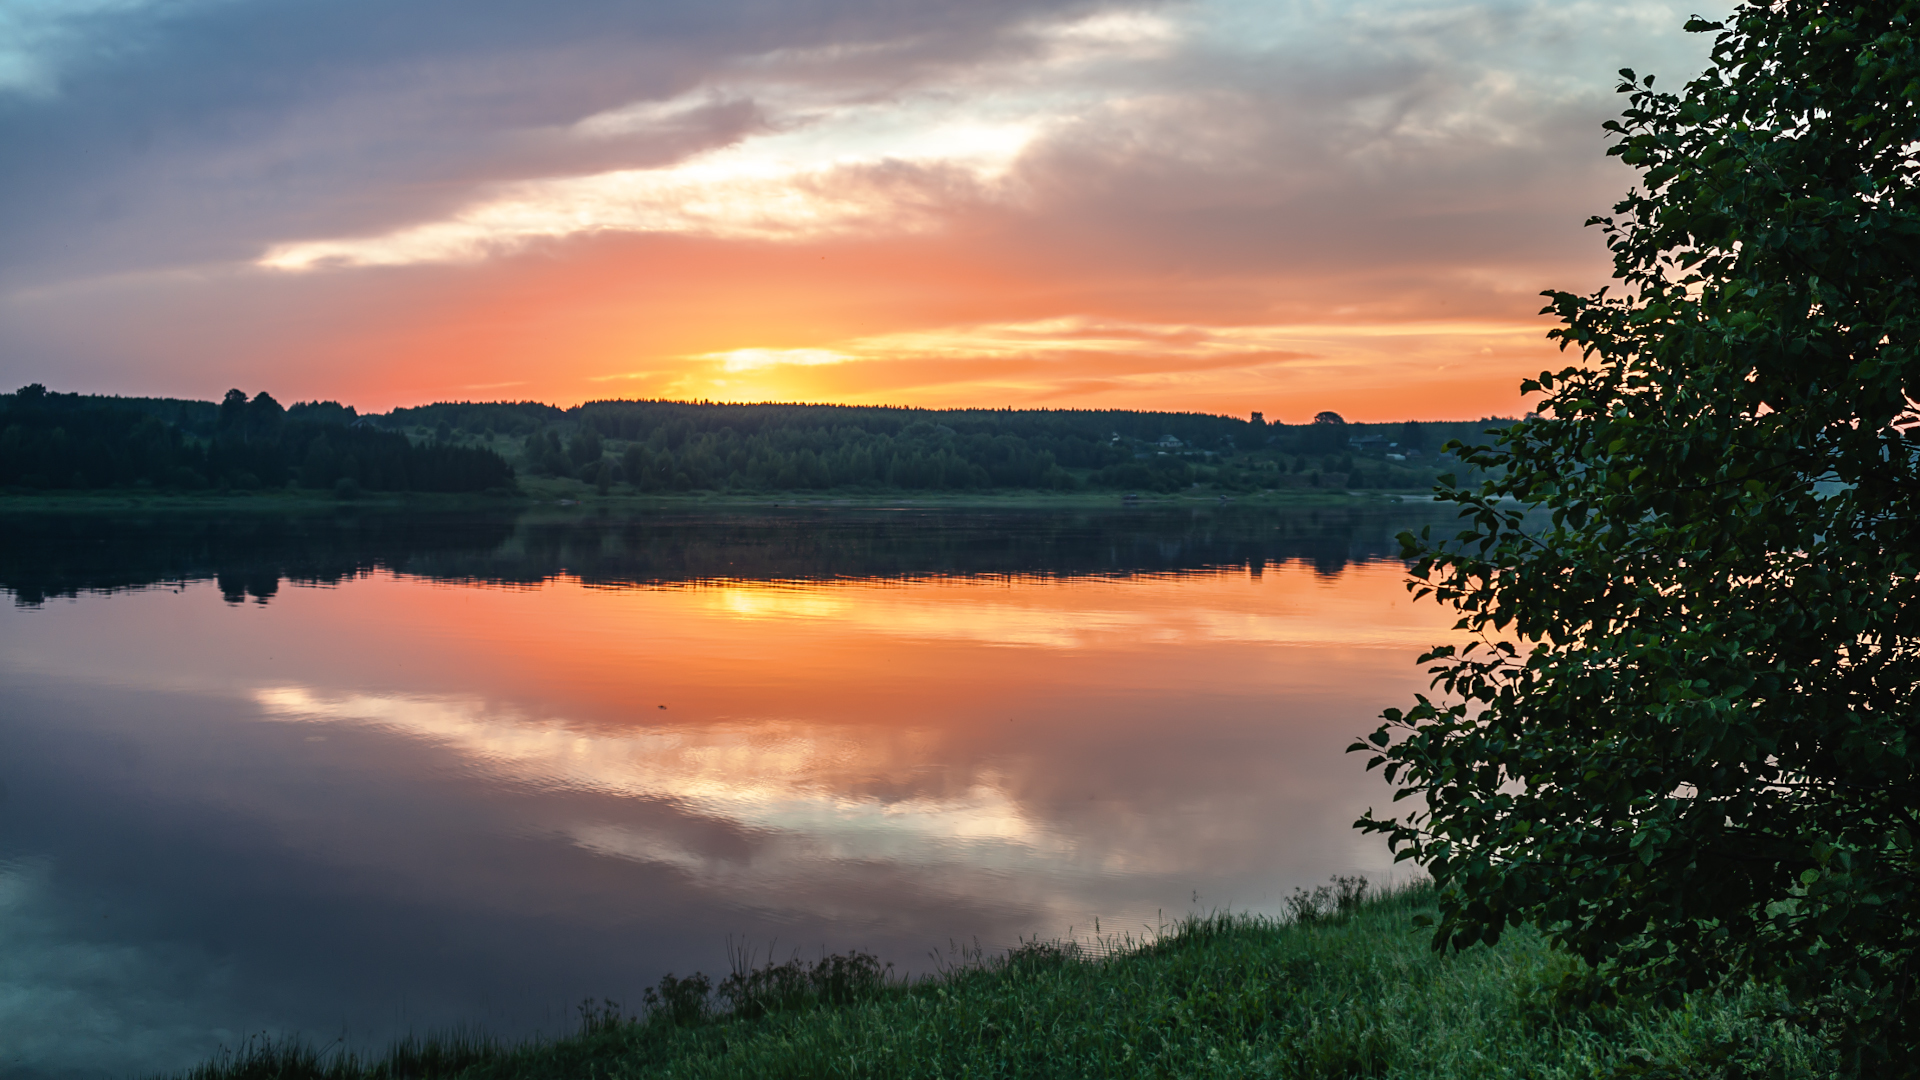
xmin=0 ymin=0 xmax=1718 ymax=413
xmin=0 ymin=0 xmax=1100 ymax=288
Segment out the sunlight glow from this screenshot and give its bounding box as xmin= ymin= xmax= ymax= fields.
xmin=611 ymin=314 xmax=1549 ymax=410
xmin=708 ymin=348 xmax=851 ymax=373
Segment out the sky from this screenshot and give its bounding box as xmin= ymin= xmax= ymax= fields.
xmin=0 ymin=0 xmax=1719 ymax=421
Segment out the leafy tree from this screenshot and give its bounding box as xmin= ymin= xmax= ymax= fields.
xmin=247 ymin=390 xmax=284 ymax=431
xmin=0 ymin=386 xmax=512 ymax=493
xmin=568 ymin=426 xmax=603 ymax=467
xmin=1357 ymin=3 xmax=1920 ymax=1068
xmin=218 ymin=388 xmax=249 ymax=430
xmin=1307 ymin=411 xmax=1348 ymax=453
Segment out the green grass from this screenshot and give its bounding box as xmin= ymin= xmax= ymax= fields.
xmin=164 ymin=884 xmax=1830 ymax=1080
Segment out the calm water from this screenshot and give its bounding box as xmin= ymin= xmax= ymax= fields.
xmin=0 ymin=505 xmax=1455 ymax=1079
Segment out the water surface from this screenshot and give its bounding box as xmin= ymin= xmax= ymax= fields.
xmin=0 ymin=505 xmax=1455 ymax=1078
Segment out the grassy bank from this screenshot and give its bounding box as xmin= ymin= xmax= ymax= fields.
xmin=172 ymin=885 xmax=1826 ymax=1080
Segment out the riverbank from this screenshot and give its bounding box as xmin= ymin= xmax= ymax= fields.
xmin=0 ymin=483 xmax=1435 ymax=515
xmin=173 ymin=885 xmax=1822 ymax=1080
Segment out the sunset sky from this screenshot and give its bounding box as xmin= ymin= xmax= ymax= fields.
xmin=0 ymin=0 xmax=1715 ymax=420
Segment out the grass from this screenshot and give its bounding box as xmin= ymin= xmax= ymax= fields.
xmin=164 ymin=883 xmax=1830 ymax=1080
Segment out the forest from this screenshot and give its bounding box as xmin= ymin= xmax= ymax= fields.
xmin=0 ymin=385 xmax=515 ymax=494
xmin=0 ymin=386 xmax=1507 ymax=496
xmin=420 ymin=399 xmax=1505 ymax=494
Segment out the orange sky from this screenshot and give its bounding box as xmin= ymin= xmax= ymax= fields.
xmin=0 ymin=0 xmax=1718 ymax=421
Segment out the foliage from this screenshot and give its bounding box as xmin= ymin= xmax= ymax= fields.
xmin=540 ymin=401 xmax=1494 ymax=493
xmin=162 ymin=884 xmax=1828 ymax=1080
xmin=641 ymin=973 xmax=712 ymax=1028
xmin=1357 ymin=2 xmax=1920 ymax=1069
xmin=384 ymin=400 xmax=565 ymax=436
xmin=716 ymin=948 xmax=891 ymax=1020
xmin=1284 ymin=873 xmax=1371 ymax=925
xmin=0 ymin=386 xmax=1497 ymax=495
xmin=0 ymin=385 xmax=515 ymax=493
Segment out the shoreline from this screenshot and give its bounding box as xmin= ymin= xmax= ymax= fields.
xmin=158 ymin=885 xmax=1822 ymax=1080
xmin=0 ymin=485 xmax=1440 ymax=515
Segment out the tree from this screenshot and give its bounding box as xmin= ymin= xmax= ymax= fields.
xmin=246 ymin=390 xmax=284 ymax=435
xmin=1356 ymin=3 xmax=1920 ymax=1068
xmin=218 ymin=388 xmax=249 ymax=430
xmin=1308 ymin=410 xmax=1348 ymax=453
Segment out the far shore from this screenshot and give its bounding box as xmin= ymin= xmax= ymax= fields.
xmin=0 ymin=483 xmax=1440 ymax=515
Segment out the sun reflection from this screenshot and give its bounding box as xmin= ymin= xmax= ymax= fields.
xmin=707 ymin=585 xmax=855 ymax=621
xmin=226 ymin=563 xmax=1452 ymax=901
xmin=684 ymin=571 xmax=1434 ymax=649
xmin=1 ymin=554 xmax=1460 ymax=951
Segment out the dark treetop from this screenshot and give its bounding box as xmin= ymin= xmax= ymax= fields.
xmin=1358 ymin=2 xmax=1920 ymax=1069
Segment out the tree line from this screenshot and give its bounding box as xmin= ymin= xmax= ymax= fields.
xmin=483 ymin=400 xmax=1500 ymax=494
xmin=0 ymin=385 xmax=514 ymax=493
xmin=1 ymin=385 xmax=1503 ymax=496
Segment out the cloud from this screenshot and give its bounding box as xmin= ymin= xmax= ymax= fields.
xmin=257 ymin=147 xmax=1023 ymax=270
xmin=239 ymin=0 xmax=1709 ymax=282
xmin=0 ymin=858 xmax=245 ymax=1078
xmin=0 ymin=0 xmax=210 ymax=96
xmin=0 ymin=0 xmax=1723 ymax=414
xmin=0 ymin=0 xmax=1094 ymax=287
xmin=253 ymin=8 xmax=1179 ymax=271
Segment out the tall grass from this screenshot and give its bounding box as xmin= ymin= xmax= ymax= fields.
xmin=165 ymin=882 xmax=1829 ymax=1080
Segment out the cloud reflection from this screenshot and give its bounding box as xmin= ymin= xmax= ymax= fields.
xmin=255 ymin=687 xmax=1068 ymax=863
xmin=0 ymin=514 xmax=1463 ymax=1077
xmin=0 ymin=859 xmax=242 ymax=1078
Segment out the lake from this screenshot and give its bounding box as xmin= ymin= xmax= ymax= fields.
xmin=0 ymin=504 xmax=1457 ymax=1079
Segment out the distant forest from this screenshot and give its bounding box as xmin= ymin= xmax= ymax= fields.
xmin=0 ymin=385 xmax=1511 ymax=496
xmin=0 ymin=385 xmax=514 ymax=494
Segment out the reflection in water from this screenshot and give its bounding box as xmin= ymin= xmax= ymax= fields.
xmin=0 ymin=504 xmax=1439 ymax=605
xmin=253 ymin=686 xmax=1059 ymax=872
xmin=0 ymin=507 xmax=1457 ymax=1080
